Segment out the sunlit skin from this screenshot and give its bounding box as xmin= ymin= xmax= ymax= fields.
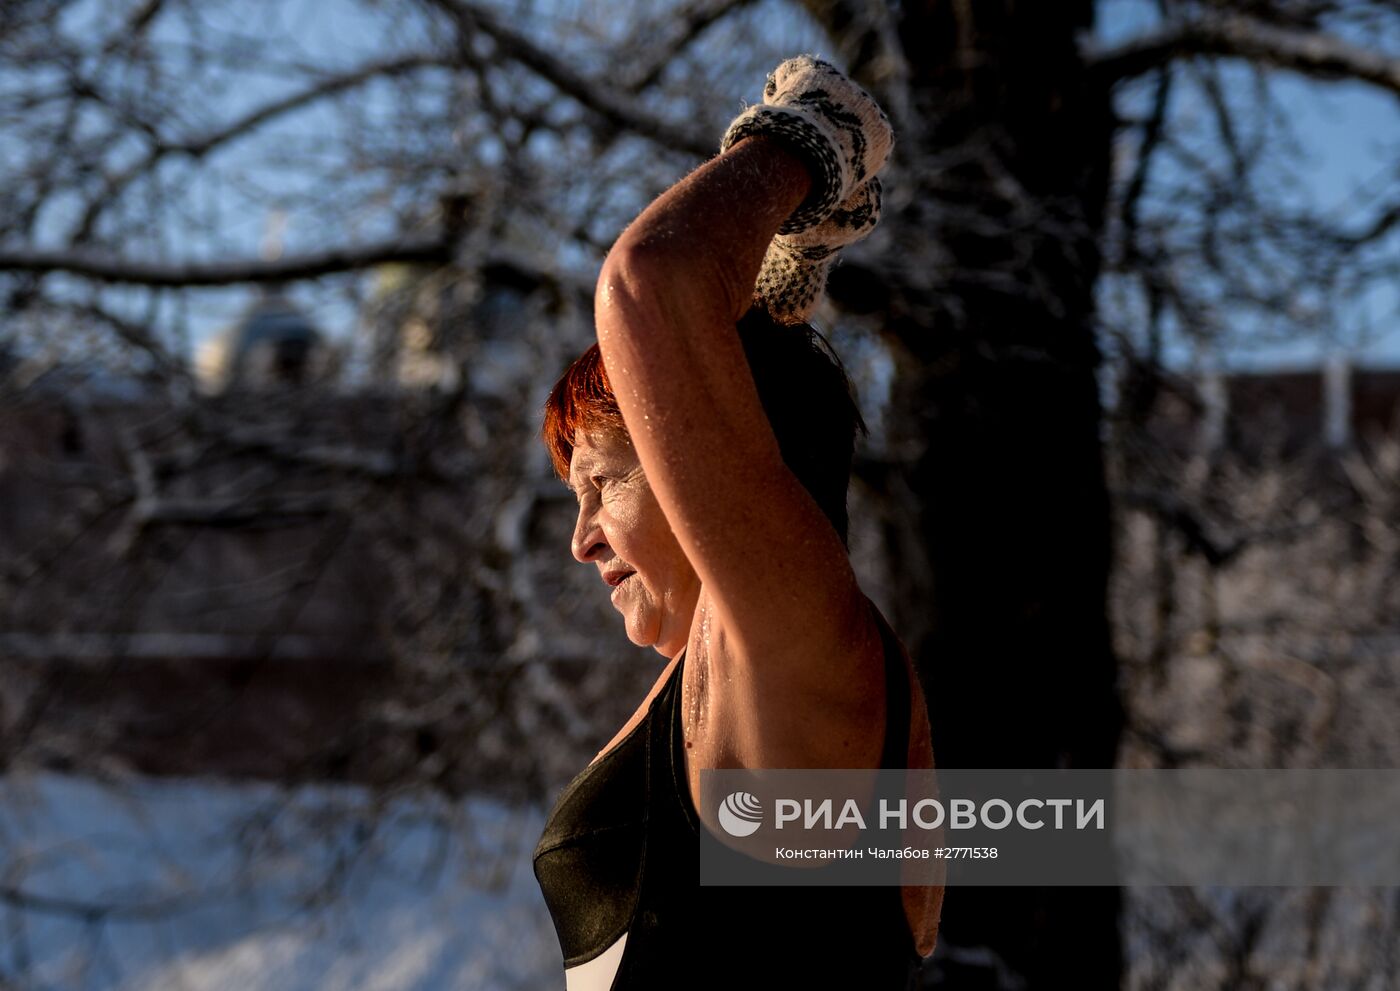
xmin=575 ymin=134 xmax=941 ymax=954
xmin=591 ymin=135 xmax=887 ymax=773
xmin=568 ymin=427 xmax=701 ymax=658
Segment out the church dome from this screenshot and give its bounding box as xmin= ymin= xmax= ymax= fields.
xmin=197 ymin=290 xmax=328 ymax=393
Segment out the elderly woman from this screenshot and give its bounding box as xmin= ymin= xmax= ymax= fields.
xmin=532 ymin=57 xmax=941 ymax=989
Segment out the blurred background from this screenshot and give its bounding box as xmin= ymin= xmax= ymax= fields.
xmin=1 ymin=0 xmax=1397 ymax=988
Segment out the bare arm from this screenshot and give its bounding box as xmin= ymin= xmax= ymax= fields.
xmin=595 ymin=135 xmax=884 ymax=770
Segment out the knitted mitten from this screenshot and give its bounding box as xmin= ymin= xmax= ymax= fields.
xmin=720 ymin=54 xmax=894 ymax=235
xmin=752 ymin=176 xmax=882 ymax=325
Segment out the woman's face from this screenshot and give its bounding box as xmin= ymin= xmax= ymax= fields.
xmin=568 ymin=428 xmax=700 ymax=657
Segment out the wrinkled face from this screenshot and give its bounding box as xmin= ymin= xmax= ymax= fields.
xmin=568 ymin=428 xmax=700 ymax=657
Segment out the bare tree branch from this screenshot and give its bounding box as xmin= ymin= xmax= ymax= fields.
xmin=1336 ymin=200 xmax=1400 ymax=247
xmin=69 ymin=52 xmax=455 ymax=242
xmin=1119 ymin=66 xmax=1175 ymax=265
xmin=620 ymin=0 xmax=758 ymax=91
xmin=0 ymin=885 xmax=205 ymax=923
xmin=1089 ymin=14 xmax=1400 ymax=96
xmin=424 ymin=0 xmax=713 ymax=158
xmin=1116 ymin=486 xmax=1247 ymax=566
xmin=131 ymin=494 xmax=340 ymax=527
xmin=38 ymin=299 xmax=190 ymax=381
xmin=0 ymin=236 xmax=451 ymax=287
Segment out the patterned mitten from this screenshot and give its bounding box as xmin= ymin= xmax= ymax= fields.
xmin=720 ymin=54 xmax=894 ymax=235
xmin=753 ymin=176 xmax=882 ymax=325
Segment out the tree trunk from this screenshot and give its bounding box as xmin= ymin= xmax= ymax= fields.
xmin=811 ymin=1 xmax=1126 ymax=986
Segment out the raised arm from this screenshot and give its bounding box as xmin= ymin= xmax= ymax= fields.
xmin=594 ymin=58 xmax=894 ymax=769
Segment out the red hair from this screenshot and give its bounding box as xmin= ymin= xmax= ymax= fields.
xmin=542 ymin=342 xmax=626 ymax=482
xmin=541 ymin=308 xmax=866 ymax=546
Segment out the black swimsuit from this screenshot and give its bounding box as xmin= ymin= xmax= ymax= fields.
xmin=532 ymin=600 xmax=923 ymax=989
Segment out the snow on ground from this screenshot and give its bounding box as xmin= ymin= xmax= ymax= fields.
xmin=0 ymin=772 xmax=563 ymax=991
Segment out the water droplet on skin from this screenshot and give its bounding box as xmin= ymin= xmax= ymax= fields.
xmin=685 ymin=604 xmax=710 ymax=736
